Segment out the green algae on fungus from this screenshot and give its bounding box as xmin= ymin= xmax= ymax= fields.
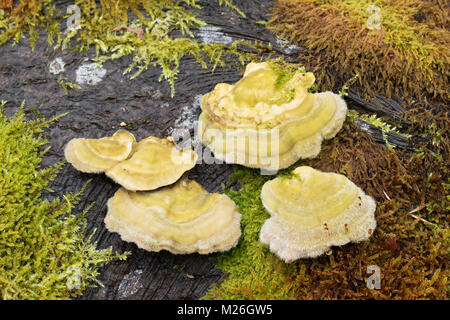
xmin=207 ymin=120 xmax=448 ymax=299
xmin=269 ymin=0 xmax=449 ymax=100
xmin=0 ymin=0 xmax=258 ymax=96
xmin=0 ymin=101 xmax=128 ymax=299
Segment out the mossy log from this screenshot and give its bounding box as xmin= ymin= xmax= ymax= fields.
xmin=0 ymin=0 xmax=414 ymax=299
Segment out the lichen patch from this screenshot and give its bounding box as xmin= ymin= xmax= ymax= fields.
xmin=75 ymin=62 xmax=107 ymax=86
xmin=49 ymin=57 xmax=65 ymax=75
xmin=198 ymin=26 xmax=233 ymax=44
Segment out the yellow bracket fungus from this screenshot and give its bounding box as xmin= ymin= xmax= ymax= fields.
xmin=105 ymin=178 xmax=242 ymax=254
xmin=65 ymin=132 xmax=197 ymax=191
xmin=105 ymin=136 xmax=197 ymax=191
xmin=260 ymin=166 xmax=376 ymax=262
xmin=64 ymin=130 xmax=136 ymax=173
xmin=198 ymin=62 xmax=347 ymax=170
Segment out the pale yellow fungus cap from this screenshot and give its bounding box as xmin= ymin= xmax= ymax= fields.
xmin=65 ymin=132 xmax=197 ymax=191
xmin=105 ymin=136 xmax=197 ymax=191
xmin=198 ymin=62 xmax=347 ymax=170
xmin=64 ymin=130 xmax=136 ymax=173
xmin=260 ymin=166 xmax=376 ymax=262
xmin=105 ymin=178 xmax=241 ymax=254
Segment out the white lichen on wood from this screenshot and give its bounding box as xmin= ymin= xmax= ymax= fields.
xmin=75 ymin=62 xmax=107 ymax=86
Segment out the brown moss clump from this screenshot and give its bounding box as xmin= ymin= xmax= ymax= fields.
xmin=269 ymin=0 xmax=449 ymax=101
xmin=418 ymin=0 xmax=450 ymax=29
xmin=285 ymin=120 xmax=449 ymax=299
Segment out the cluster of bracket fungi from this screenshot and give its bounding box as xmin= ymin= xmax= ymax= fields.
xmin=65 ymin=62 xmax=376 ymax=262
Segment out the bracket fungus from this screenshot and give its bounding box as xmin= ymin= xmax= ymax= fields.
xmin=260 ymin=166 xmax=376 ymax=262
xmin=198 ymin=62 xmax=347 ymax=170
xmin=105 ymin=136 xmax=197 ymax=191
xmin=65 ymin=132 xmax=197 ymax=191
xmin=105 ymin=178 xmax=241 ymax=254
xmin=64 ymin=130 xmax=136 ymax=173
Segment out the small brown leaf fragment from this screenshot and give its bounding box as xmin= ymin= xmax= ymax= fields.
xmin=380 ymin=235 xmax=401 ymax=254
xmin=428 ymin=172 xmax=441 ymax=183
xmin=112 ymin=25 xmax=144 ymax=38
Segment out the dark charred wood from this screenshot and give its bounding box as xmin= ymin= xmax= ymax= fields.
xmin=346 ymin=89 xmax=410 ymax=127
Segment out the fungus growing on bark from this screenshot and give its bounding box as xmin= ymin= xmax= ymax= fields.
xmin=260 ymin=166 xmax=376 ymax=262
xmin=64 ymin=130 xmax=136 ymax=173
xmin=65 ymin=132 xmax=197 ymax=191
xmin=198 ymin=62 xmax=347 ymax=170
xmin=105 ymin=136 xmax=197 ymax=191
xmin=105 ymin=178 xmax=241 ymax=254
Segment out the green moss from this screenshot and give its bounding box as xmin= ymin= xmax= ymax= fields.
xmin=264 ymin=58 xmax=319 ymax=102
xmin=347 ymin=109 xmax=412 ymax=148
xmin=0 ymin=0 xmax=259 ymax=97
xmin=204 ymin=166 xmax=298 ymax=300
xmin=267 ymin=58 xmax=306 ymax=89
xmin=57 ymin=77 xmax=82 ymax=95
xmin=338 ymin=73 xmax=359 ymax=97
xmin=0 ymin=0 xmax=60 ymax=48
xmin=0 ymin=101 xmax=128 ymax=300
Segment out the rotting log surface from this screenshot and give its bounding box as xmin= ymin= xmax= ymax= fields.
xmin=0 ymin=0 xmax=410 ymax=300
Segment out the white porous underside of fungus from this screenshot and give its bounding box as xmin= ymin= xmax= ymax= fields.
xmin=259 ymin=166 xmax=377 ymax=263
xmin=105 ymin=179 xmax=241 ymax=254
xmin=197 ymin=62 xmax=348 ymax=170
